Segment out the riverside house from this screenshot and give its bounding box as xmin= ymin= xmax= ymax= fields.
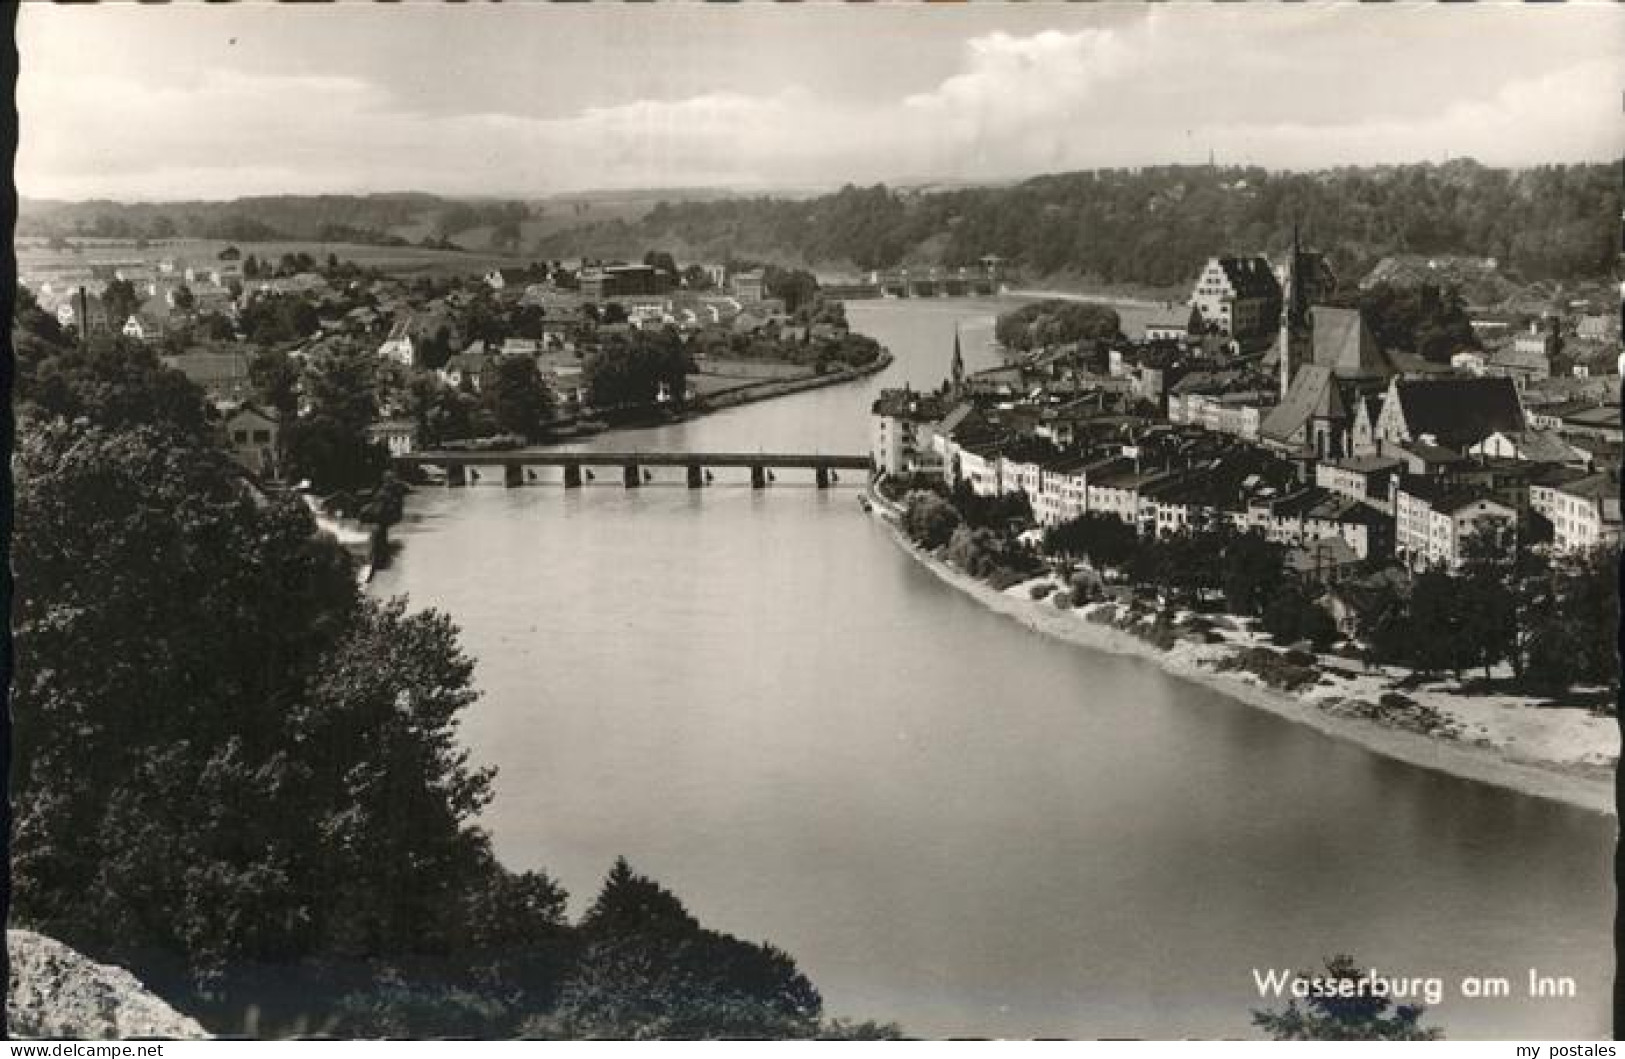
xmin=1529 ymin=471 xmax=1623 ymax=553
xmin=1393 ymin=476 xmax=1517 ymax=568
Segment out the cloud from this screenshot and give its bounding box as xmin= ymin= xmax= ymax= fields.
xmin=15 ymin=12 xmax=1624 ymax=200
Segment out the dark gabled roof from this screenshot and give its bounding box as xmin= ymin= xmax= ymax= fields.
xmin=1216 ymin=257 xmax=1283 ymax=302
xmin=1329 ymin=455 xmax=1405 ymax=475
xmin=937 ymin=401 xmax=987 ymax=439
xmin=1396 ymin=474 xmax=1507 ymax=515
xmin=1393 ymin=376 xmax=1525 ymax=448
xmin=1395 ymin=439 xmax=1467 ymax=466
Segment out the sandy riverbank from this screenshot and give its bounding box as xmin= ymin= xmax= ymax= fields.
xmin=866 ymin=494 xmax=1616 ymax=817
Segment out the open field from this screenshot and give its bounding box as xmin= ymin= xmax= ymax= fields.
xmin=15 ymin=237 xmax=532 ymax=279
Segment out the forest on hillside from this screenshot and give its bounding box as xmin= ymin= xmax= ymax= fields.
xmin=534 ymin=161 xmax=1622 ymax=288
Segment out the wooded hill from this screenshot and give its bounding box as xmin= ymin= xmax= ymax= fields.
xmin=531 ymin=160 xmax=1621 ymax=289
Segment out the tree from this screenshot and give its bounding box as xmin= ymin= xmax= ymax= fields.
xmin=248 ymin=348 xmax=302 ymax=421
xmin=485 ymin=355 xmax=555 ymax=441
xmin=1261 ymin=583 xmax=1338 ymax=650
xmin=16 ymin=333 xmax=213 ymax=444
xmin=101 ymin=278 xmax=141 ymax=326
xmin=538 ymin=859 xmax=823 ymax=1039
xmin=10 ymin=415 xmax=577 ymax=997
xmin=405 ymin=375 xmax=477 ymax=448
xmin=1252 ymin=955 xmax=1443 ymax=1040
xmin=583 ymin=329 xmax=689 ymax=410
xmin=1525 ymin=545 xmax=1621 ymax=692
xmin=171 ymin=284 xmax=196 ymax=314
xmin=642 ymin=250 xmax=678 ymax=277
xmin=1455 ymin=524 xmax=1519 ymax=680
xmin=1404 ymin=569 xmax=1473 ymax=678
xmin=1221 ymin=530 xmax=1287 ymax=617
xmin=1044 ymin=512 xmax=1139 ymax=573
xmin=283 ymin=344 xmax=388 ymax=492
xmin=994 ymin=300 xmax=1123 ymax=353
xmin=763 ymin=266 xmax=819 ymax=314
xmin=13 ymin=284 xmax=66 ymax=346
xmin=901 ymin=491 xmax=962 ymax=550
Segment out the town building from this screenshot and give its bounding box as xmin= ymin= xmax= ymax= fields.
xmin=731 ymin=270 xmax=767 ymax=304
xmin=1314 ymin=455 xmax=1405 ymax=509
xmin=222 ymin=402 xmax=280 ymax=478
xmin=366 ymin=418 xmax=420 ymax=458
xmin=121 ymin=313 xmax=164 ymax=343
xmin=1393 ymin=476 xmax=1517 ymax=569
xmin=1528 ymin=472 xmax=1622 ymax=553
xmin=1366 ymin=375 xmax=1526 ymax=455
xmin=1187 ymin=256 xmax=1281 ymax=347
xmin=870 ymin=387 xmax=951 ymax=479
xmin=1261 ymin=307 xmax=1393 ymax=461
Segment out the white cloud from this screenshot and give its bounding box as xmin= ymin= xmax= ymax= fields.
xmin=15 ymin=12 xmax=1624 ymax=200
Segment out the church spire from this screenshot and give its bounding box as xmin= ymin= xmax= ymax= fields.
xmin=951 ymin=326 xmax=965 ymax=393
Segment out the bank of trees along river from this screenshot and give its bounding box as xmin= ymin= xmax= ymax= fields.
xmin=8 ymin=290 xmax=895 ymax=1038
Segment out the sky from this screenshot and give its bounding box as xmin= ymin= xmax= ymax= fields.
xmin=16 ymin=3 xmax=1625 ymax=202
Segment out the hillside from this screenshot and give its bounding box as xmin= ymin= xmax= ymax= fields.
xmin=530 ymin=160 xmax=1622 ymax=288
xmin=16 ymin=188 xmax=748 ymax=257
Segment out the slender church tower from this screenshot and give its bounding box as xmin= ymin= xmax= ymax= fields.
xmin=1277 ymin=222 xmax=1315 ymax=400
xmin=950 ymin=326 xmax=965 ymax=396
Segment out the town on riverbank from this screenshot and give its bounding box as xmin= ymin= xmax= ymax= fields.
xmin=15 ymin=242 xmax=890 ymax=558
xmin=869 ymin=240 xmax=1620 ymax=809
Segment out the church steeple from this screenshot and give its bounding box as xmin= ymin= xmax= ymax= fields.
xmin=950 ymin=326 xmax=965 ymax=393
xmin=1279 ymin=218 xmax=1313 ymax=401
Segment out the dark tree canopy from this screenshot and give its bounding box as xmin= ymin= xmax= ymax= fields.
xmin=995 ymin=300 xmax=1122 ymax=353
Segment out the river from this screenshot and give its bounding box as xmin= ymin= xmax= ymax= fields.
xmin=370 ymin=297 xmax=1613 ymax=1039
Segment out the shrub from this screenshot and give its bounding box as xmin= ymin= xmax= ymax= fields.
xmin=1029 ymin=582 xmax=1057 ymax=601
xmin=1214 ymin=647 xmax=1321 ymax=691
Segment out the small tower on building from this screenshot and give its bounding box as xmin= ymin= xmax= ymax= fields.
xmin=1277 ymin=221 xmax=1316 ymax=400
xmin=950 ymin=326 xmax=965 ymax=395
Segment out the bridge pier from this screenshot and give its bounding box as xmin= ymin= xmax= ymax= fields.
xmin=563 ymin=463 xmax=582 ymax=489
xmin=504 ymin=464 xmax=524 ymax=489
xmin=623 ymin=464 xmax=641 ymax=489
xmin=687 ymin=464 xmax=704 ymax=489
xmin=446 ymin=465 xmax=467 ymax=488
xmin=814 ymin=466 xmax=830 ymax=489
xmin=750 ymin=466 xmax=767 ymax=489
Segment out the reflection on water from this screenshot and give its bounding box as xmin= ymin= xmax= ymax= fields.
xmin=371 ymin=298 xmax=1612 ymax=1038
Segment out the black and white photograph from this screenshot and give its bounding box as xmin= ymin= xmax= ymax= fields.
xmin=5 ymin=1 xmax=1623 ymax=1042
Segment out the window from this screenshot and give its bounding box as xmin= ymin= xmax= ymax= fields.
xmin=232 ymin=430 xmax=248 ymax=444
xmin=252 ymin=430 xmax=270 ymax=444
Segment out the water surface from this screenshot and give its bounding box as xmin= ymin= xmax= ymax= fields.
xmin=372 ymin=297 xmax=1613 ymax=1038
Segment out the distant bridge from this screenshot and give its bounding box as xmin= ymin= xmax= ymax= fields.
xmin=394 ymin=449 xmax=873 ymax=489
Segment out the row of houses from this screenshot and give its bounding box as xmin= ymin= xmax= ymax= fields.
xmin=875 ymin=255 xmax=1619 ymax=576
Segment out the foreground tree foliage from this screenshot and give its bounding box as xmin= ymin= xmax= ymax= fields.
xmin=529 ymin=859 xmax=828 ymax=1039
xmin=1252 ymin=955 xmax=1443 ymax=1040
xmin=11 ymin=304 xmax=865 ymax=1037
xmin=12 ymin=422 xmax=525 ymax=989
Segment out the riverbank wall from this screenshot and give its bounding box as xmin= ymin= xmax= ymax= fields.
xmin=866 ymin=484 xmax=1615 ymax=817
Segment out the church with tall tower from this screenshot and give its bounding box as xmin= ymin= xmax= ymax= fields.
xmin=1272 ymin=222 xmax=1336 ymax=400
xmin=1260 ymin=225 xmax=1397 ymax=462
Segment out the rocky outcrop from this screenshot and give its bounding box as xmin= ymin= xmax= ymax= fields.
xmin=6 ymin=931 xmax=209 ymax=1039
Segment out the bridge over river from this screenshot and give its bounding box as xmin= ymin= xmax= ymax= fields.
xmin=395 ymin=449 xmax=873 ymax=489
